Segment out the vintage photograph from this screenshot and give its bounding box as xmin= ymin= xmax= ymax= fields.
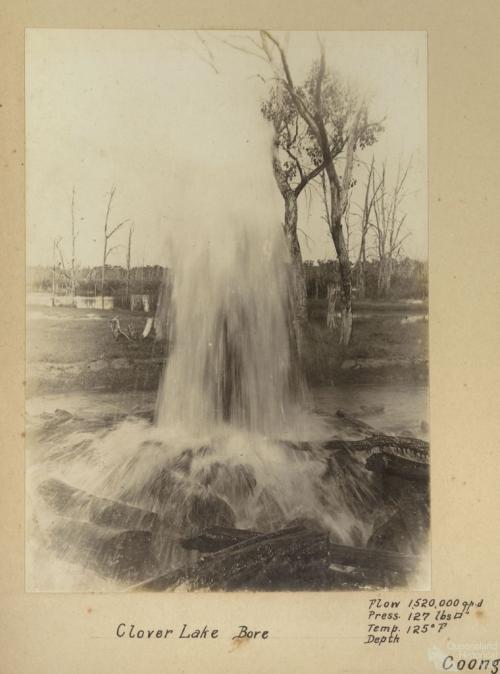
xmin=26 ymin=29 xmax=429 ymax=592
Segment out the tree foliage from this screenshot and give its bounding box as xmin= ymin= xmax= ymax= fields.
xmin=261 ymin=64 xmax=383 ymax=195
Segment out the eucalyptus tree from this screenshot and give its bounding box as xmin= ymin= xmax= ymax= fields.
xmin=259 ymin=31 xmax=383 ymax=343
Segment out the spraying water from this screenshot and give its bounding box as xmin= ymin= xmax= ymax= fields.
xmin=155 ymin=215 xmax=305 ymax=435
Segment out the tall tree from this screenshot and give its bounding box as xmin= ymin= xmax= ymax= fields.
xmin=261 ymin=83 xmax=327 ymax=348
xmin=51 ymin=238 xmax=56 ymax=306
xmin=259 ymin=31 xmax=383 ymax=344
xmin=125 ymin=222 xmax=134 ymax=307
xmin=70 ymin=186 xmax=78 ymax=298
xmin=371 ymin=158 xmax=412 ymax=297
xmin=101 ymin=187 xmax=129 ymax=308
xmin=356 ymin=157 xmax=383 ymax=300
xmin=54 ymin=236 xmax=72 ymax=292
xmin=51 ymin=187 xmax=80 ymax=303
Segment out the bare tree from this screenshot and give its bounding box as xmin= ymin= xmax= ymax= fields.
xmin=70 ymin=186 xmax=78 ymax=298
xmin=326 ymin=284 xmax=339 ymax=329
xmin=50 ymin=235 xmax=74 ymax=305
xmin=371 ymin=158 xmax=412 ymax=297
xmin=355 ymin=157 xmax=383 ymax=300
xmin=193 ymin=31 xmax=219 ymax=74
xmin=125 ymin=222 xmax=134 ymax=307
xmin=54 ymin=237 xmax=71 ymax=286
xmin=101 ymin=187 xmax=129 ymax=308
xmin=51 ymin=187 xmax=79 ymax=304
xmin=51 ymin=238 xmax=56 ymax=306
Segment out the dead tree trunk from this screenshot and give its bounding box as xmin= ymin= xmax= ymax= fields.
xmin=101 ymin=241 xmax=107 ymax=309
xmin=372 ymin=159 xmax=411 ymax=298
xmin=126 ymin=223 xmax=133 ymax=308
xmin=70 ymin=186 xmax=77 ymax=300
xmin=101 ymin=187 xmax=129 ymax=309
xmin=326 ymin=283 xmax=338 ymax=329
xmin=357 ymin=248 xmax=366 ymax=301
xmin=377 ymin=255 xmax=392 ymax=297
xmin=51 ymin=239 xmax=56 ymax=307
xmin=357 ymin=157 xmax=379 ymax=301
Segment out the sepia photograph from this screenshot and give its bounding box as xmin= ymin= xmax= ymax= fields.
xmin=25 ymin=29 xmax=429 ymax=592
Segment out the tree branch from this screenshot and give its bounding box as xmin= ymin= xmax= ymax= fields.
xmin=194 ymin=31 xmax=219 ymax=74
xmin=260 ymin=31 xmax=318 ymax=133
xmin=107 ymin=218 xmax=130 ymax=240
xmin=294 ymin=161 xmax=326 ymax=197
xmin=283 ymin=145 xmax=305 ymax=183
xmin=105 ymin=244 xmax=124 ymax=262
xmin=104 ymin=187 xmax=116 ymax=236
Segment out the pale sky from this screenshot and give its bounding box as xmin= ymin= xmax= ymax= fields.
xmin=26 ymin=30 xmax=427 ymax=268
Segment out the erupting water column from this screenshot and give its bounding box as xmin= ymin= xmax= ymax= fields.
xmin=151 ymin=59 xmax=314 ymax=438
xmin=154 ymin=211 xmax=306 ymax=437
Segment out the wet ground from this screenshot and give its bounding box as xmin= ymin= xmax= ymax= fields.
xmin=27 ymin=381 xmax=429 ymax=440
xmin=25 ymin=299 xmax=429 ymax=592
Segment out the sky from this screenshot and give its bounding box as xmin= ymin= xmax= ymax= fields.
xmin=26 ymin=30 xmax=427 ymax=268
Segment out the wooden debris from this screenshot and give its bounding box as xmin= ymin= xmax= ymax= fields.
xmin=142 ymin=317 xmax=154 ymax=339
xmin=365 ymin=452 xmax=429 ymax=481
xmin=110 ymin=316 xmax=135 ymax=341
xmin=324 ymin=435 xmax=429 ymax=463
xmin=133 ymin=526 xmax=328 ymax=591
xmin=132 ymin=525 xmax=421 ymax=592
xmin=180 ymin=526 xmax=261 ymax=553
xmin=280 ymin=434 xmax=429 ymax=467
xmin=37 ymin=478 xmax=160 ymax=532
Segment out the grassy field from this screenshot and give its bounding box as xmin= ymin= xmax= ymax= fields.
xmin=27 ymin=306 xmax=159 ymax=364
xmin=26 ymin=299 xmax=428 ymax=395
xmin=304 ymin=299 xmax=428 ymax=385
xmin=27 ymin=305 xmax=163 ymax=395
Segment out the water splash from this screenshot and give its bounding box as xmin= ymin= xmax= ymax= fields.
xmin=28 ymin=410 xmax=380 ymax=591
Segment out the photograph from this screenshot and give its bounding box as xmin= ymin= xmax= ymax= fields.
xmin=25 ymin=29 xmax=429 ymax=592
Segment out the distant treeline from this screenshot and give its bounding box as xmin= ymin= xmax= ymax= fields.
xmin=28 ymin=264 xmax=165 ymax=297
xmin=28 ymin=256 xmax=427 ymax=301
xmin=304 ymin=257 xmax=428 ymax=301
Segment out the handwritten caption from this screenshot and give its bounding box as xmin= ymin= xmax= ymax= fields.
xmin=116 ymin=623 xmax=269 ymax=641
xmin=364 ymin=597 xmax=485 ymax=646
